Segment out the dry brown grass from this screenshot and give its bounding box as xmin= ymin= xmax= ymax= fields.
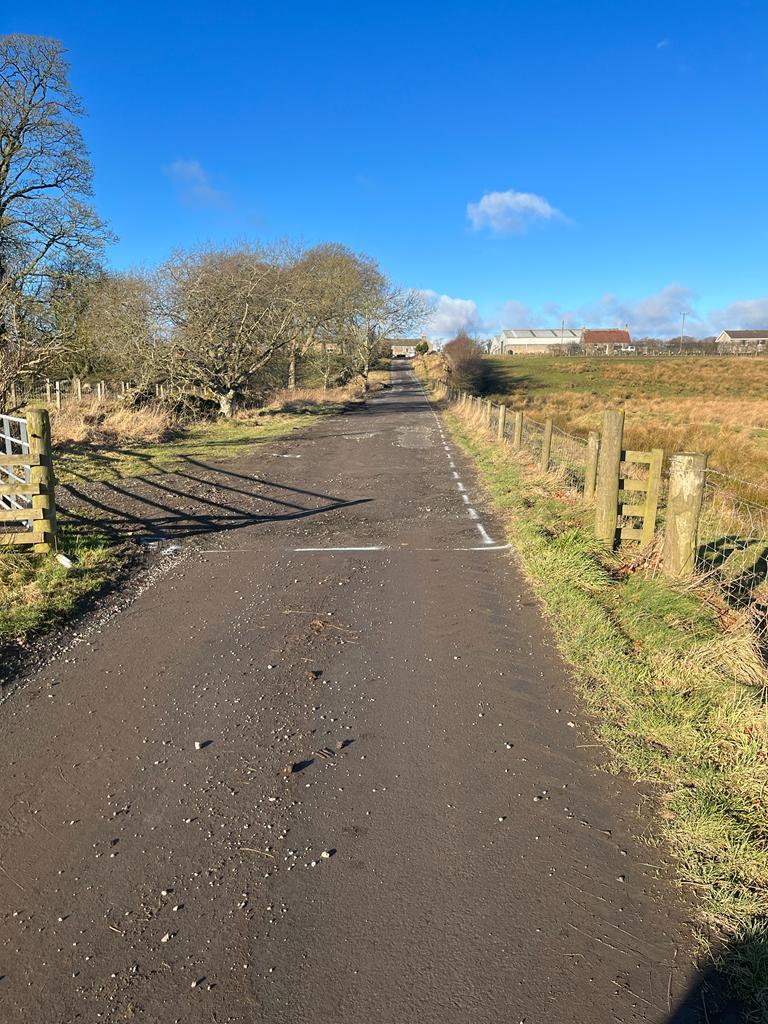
xmin=51 ymin=399 xmax=176 ymax=446
xmin=254 ymin=378 xmax=385 ymax=416
xmin=483 ymin=356 xmax=768 ymax=485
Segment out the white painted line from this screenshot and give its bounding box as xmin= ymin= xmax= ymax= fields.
xmin=467 ymin=508 xmax=479 ymax=520
xmin=451 ymin=470 xmax=460 ymax=479
xmin=454 ymin=543 xmax=511 ymax=551
xmin=456 ymin=481 xmax=466 ymax=491
xmin=476 ymin=523 xmax=495 ymax=545
xmin=294 ymin=546 xmax=385 ymax=552
xmin=461 ymin=493 xmax=470 ymax=504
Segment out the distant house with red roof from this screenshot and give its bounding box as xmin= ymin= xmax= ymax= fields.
xmin=581 ymin=329 xmax=634 ymax=354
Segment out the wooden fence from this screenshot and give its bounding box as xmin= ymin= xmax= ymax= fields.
xmin=0 ymin=409 xmax=57 ymax=553
xmin=443 ymin=386 xmax=768 ymax=599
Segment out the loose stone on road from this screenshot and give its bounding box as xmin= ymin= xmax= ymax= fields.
xmin=0 ymin=364 xmax=704 ymax=1023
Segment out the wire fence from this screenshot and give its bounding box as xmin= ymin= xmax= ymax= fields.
xmin=4 ymin=377 xmax=259 ymax=414
xmin=447 ymin=386 xmax=768 ymax=625
xmin=549 ymin=424 xmax=589 ymax=495
xmin=698 ymin=471 xmax=768 ymax=615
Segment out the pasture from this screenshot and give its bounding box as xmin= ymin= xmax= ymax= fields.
xmin=482 ymin=355 xmax=768 ymax=485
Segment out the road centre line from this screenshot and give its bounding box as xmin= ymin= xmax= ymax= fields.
xmin=476 ymin=523 xmax=495 ymax=545
xmin=294 ymin=546 xmax=384 ymax=552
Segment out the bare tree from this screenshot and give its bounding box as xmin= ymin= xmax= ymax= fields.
xmin=443 ymin=331 xmax=485 ymax=390
xmin=0 ymin=34 xmax=108 ymax=398
xmin=156 ymin=244 xmax=299 ymax=416
xmin=343 ymin=258 xmax=426 ymax=389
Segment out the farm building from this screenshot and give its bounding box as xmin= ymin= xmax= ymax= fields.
xmin=389 ymin=337 xmax=431 ymax=357
xmin=581 ymin=328 xmax=634 ymax=354
xmin=715 ymin=330 xmax=768 ymax=354
xmin=490 ymin=328 xmax=582 ymax=355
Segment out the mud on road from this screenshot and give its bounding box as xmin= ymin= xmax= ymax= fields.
xmin=0 ymin=366 xmax=725 ymax=1022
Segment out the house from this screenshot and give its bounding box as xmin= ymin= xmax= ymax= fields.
xmin=581 ymin=328 xmax=634 ymax=354
xmin=389 ymin=336 xmax=431 ymax=358
xmin=715 ymin=330 xmax=768 ymax=355
xmin=490 ymin=328 xmax=582 ymax=355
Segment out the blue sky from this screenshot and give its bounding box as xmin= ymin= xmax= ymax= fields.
xmin=6 ymin=0 xmax=768 ymax=338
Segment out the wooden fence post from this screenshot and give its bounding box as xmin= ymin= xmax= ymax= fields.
xmin=662 ymin=453 xmax=708 ymax=577
xmin=540 ymin=417 xmax=553 ymax=471
xmin=45 ymin=379 xmax=52 ymax=403
xmin=485 ymin=399 xmax=492 ymax=428
xmin=584 ymin=430 xmax=600 ymax=499
xmin=76 ymin=378 xmax=83 ymax=401
xmin=26 ymin=408 xmax=57 ymax=554
xmin=10 ymin=382 xmax=17 ymax=408
xmin=497 ymin=404 xmax=507 ymax=442
xmin=55 ymin=381 xmax=62 ymax=410
xmin=594 ymin=409 xmax=625 ymax=547
xmin=513 ymin=410 xmax=523 ymax=449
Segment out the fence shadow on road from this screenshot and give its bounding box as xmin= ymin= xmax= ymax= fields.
xmin=56 ymin=451 xmax=371 ymax=542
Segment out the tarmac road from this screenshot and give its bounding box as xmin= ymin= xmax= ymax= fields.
xmin=0 ymin=364 xmax=724 ymax=1022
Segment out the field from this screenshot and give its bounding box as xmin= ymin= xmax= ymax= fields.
xmin=482 ymin=356 xmax=768 ymax=486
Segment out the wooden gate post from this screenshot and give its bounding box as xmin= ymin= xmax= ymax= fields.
xmin=663 ymin=453 xmax=708 ymax=577
xmin=540 ymin=417 xmax=553 ymax=472
xmin=497 ymin=404 xmax=507 ymax=442
xmin=513 ymin=410 xmax=523 ymax=449
xmin=594 ymin=409 xmax=625 ymax=547
xmin=26 ymin=408 xmax=57 ymax=554
xmin=584 ymin=430 xmax=600 ymax=499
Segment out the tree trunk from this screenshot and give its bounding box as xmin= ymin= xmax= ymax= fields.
xmin=288 ymin=346 xmax=297 ymax=390
xmin=218 ymin=390 xmax=238 ymax=418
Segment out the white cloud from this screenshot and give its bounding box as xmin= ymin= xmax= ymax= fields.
xmin=164 ymin=159 xmax=230 ymax=209
xmin=489 ymin=284 xmax=704 ymax=338
xmin=709 ymin=297 xmax=768 ymax=331
xmin=419 ymin=289 xmax=482 ymax=340
xmin=423 ymin=283 xmax=768 ymax=342
xmin=578 ymin=283 xmax=700 ymax=336
xmin=466 ymin=189 xmax=565 ymax=234
xmin=497 ymin=299 xmax=534 ymax=328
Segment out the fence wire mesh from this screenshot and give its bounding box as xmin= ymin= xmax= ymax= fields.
xmin=521 ymin=415 xmax=545 ymax=463
xmin=549 ymin=424 xmax=589 ymax=495
xmin=698 ymin=470 xmax=768 ymax=615
xmin=448 ymin=388 xmax=768 ymax=625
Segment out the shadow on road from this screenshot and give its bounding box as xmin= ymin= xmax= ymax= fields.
xmin=57 ymin=452 xmax=371 ymax=542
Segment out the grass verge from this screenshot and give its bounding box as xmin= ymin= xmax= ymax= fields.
xmin=0 ymin=524 xmax=114 ymax=651
xmin=441 ymin=400 xmax=768 ymax=1020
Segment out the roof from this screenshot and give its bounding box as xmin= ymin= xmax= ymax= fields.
xmin=500 ymin=328 xmax=582 ymax=340
xmin=718 ymin=330 xmax=768 ymax=339
xmin=582 ymin=329 xmax=632 ymax=345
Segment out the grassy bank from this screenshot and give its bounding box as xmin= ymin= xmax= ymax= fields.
xmin=440 ymin=399 xmax=768 ymax=1019
xmin=481 ymin=355 xmax=768 ymax=485
xmin=1 ymin=377 xmax=388 ymax=655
